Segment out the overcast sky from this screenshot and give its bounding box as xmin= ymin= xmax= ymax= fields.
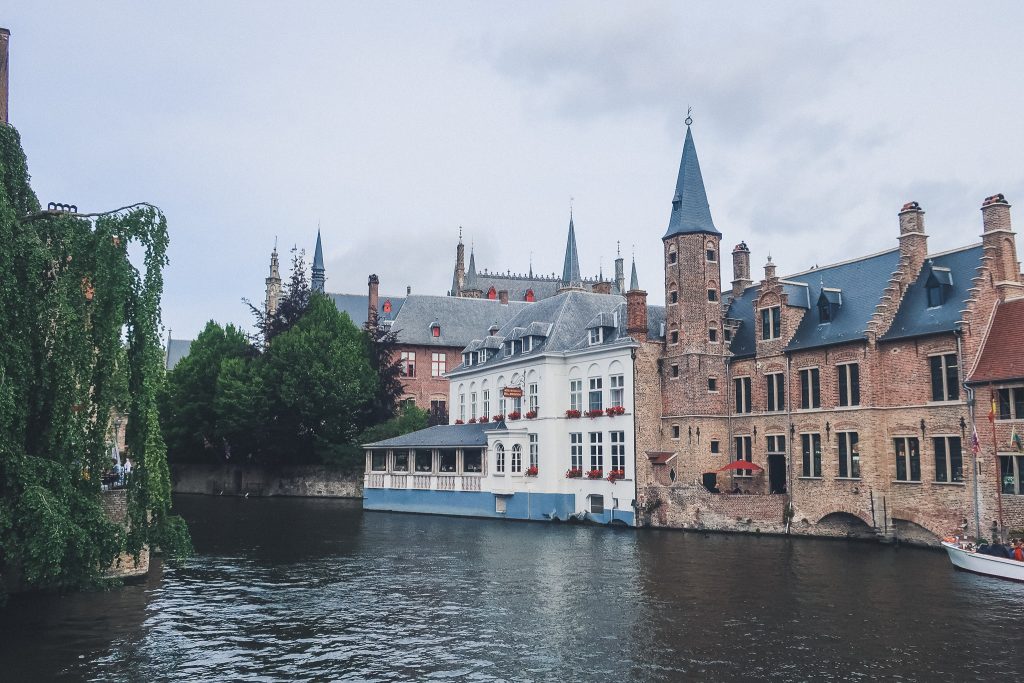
xmin=6 ymin=2 xmax=1024 ymax=338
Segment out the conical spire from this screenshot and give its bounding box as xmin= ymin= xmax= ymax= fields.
xmin=467 ymin=247 xmax=476 ymax=277
xmin=664 ymin=122 xmax=719 ymax=238
xmin=311 ymin=229 xmax=325 ymax=293
xmin=629 ymin=257 xmax=639 ymax=291
xmin=562 ymin=212 xmax=582 ymax=285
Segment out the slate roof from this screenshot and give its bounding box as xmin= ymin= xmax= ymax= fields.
xmin=969 ymin=298 xmax=1024 ymax=383
xmin=165 ymin=338 xmax=194 ymax=370
xmin=389 ymin=295 xmax=531 ymax=347
xmin=880 ymin=244 xmax=983 ymax=342
xmin=464 ymin=271 xmax=563 ymax=301
xmin=364 ymin=420 xmax=505 ymax=449
xmin=664 ymin=126 xmax=720 ymax=238
xmin=726 ymin=248 xmax=901 ymax=358
xmin=328 ymin=293 xmax=405 ymax=327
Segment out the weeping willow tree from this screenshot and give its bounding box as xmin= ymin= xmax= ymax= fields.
xmin=0 ymin=124 xmax=190 ymax=597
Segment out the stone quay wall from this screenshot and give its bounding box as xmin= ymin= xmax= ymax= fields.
xmin=101 ymin=489 xmax=150 ymax=580
xmin=171 ymin=464 xmax=363 ymax=498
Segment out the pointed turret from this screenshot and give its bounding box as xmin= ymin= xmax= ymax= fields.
xmin=664 ymin=123 xmax=719 ymax=238
xmin=467 ymin=248 xmax=476 ymax=278
xmin=629 ymin=257 xmax=639 ymax=291
xmin=451 ymin=228 xmax=465 ymax=296
xmin=265 ymin=242 xmax=282 ymax=319
xmin=561 ymin=212 xmax=582 ymax=286
xmin=312 ymin=229 xmax=325 ymax=293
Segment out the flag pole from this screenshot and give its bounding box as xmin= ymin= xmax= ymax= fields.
xmin=990 ymin=385 xmax=1004 ymax=541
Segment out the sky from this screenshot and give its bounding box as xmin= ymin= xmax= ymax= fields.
xmin=5 ymin=2 xmax=1024 ymax=339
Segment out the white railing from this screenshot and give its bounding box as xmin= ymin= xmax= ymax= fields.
xmin=413 ymin=475 xmax=432 ymax=489
xmin=462 ymin=477 xmax=481 ymax=492
xmin=366 ymin=473 xmax=385 ymax=488
xmin=438 ymin=476 xmax=457 ymax=491
xmin=389 ymin=474 xmax=408 ymax=489
xmin=370 ymin=473 xmax=484 ymax=492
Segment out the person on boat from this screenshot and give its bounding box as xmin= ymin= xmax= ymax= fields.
xmin=1014 ymin=539 xmax=1024 ymax=562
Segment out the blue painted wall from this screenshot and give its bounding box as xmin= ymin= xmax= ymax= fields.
xmin=364 ymin=489 xmax=634 ymax=526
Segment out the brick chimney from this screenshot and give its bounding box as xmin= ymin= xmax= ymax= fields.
xmin=498 ymin=289 xmax=509 ymax=305
xmin=0 ymin=28 xmax=10 ymax=124
xmin=592 ymin=281 xmax=612 ymax=295
xmin=897 ymin=201 xmax=928 ymax=274
xmin=980 ymin=194 xmax=1020 ymax=288
xmin=367 ymin=274 xmax=380 ymax=327
xmin=626 ymin=289 xmax=648 ymax=338
xmin=731 ymin=241 xmax=751 ymax=297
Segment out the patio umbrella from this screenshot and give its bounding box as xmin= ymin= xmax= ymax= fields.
xmin=716 ymin=460 xmax=763 ymax=473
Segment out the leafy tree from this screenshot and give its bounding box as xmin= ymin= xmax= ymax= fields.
xmin=359 ymin=404 xmax=429 ymax=445
xmin=213 ymin=356 xmax=268 ymax=463
xmin=364 ymin=321 xmax=405 ymax=423
xmin=245 ymin=248 xmax=311 ymax=346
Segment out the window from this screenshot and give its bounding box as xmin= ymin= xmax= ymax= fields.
xmin=370 ymin=451 xmax=387 ymax=471
xmin=669 ymin=250 xmax=677 ymax=264
xmin=760 ymin=307 xmax=781 ymax=340
xmin=430 ymin=352 xmax=446 ymax=377
xmin=529 ymin=383 xmax=539 ymax=413
xmin=589 ymin=377 xmax=603 ymax=412
xmin=511 ymin=444 xmax=522 ymax=474
xmin=710 ymin=440 xmax=720 ymax=454
xmin=708 ymin=378 xmax=718 ymax=392
xmin=415 ymin=450 xmax=432 ymax=472
xmin=611 ymin=431 xmax=626 ymax=472
xmin=610 ymin=375 xmax=624 ymax=408
xmin=495 ymin=443 xmax=505 ymax=473
xmin=439 ymin=449 xmax=457 ymax=473
xmin=430 ymin=399 xmax=446 ymax=419
xmin=529 ymin=434 xmax=538 ymax=469
xmin=512 ymin=394 xmax=522 ymax=415
xmin=818 ymin=298 xmax=833 ymax=323
xmin=671 ymin=364 xmax=679 ymax=378
xmin=431 ymin=325 xmax=440 ymax=338
xmin=734 ymin=435 xmax=753 ymax=476
xmin=766 ymin=372 xmax=785 ymax=412
xmin=1001 ymin=455 xmax=1024 ymax=494
xmin=801 ymin=433 xmax=822 ymax=477
xmin=481 ymin=391 xmax=489 ymax=419
xmin=837 ymin=363 xmax=860 ymax=407
xmin=934 ymin=436 xmax=963 ymax=483
xmin=709 ymin=328 xmax=718 ymax=342
xmin=708 ymin=289 xmax=718 ymax=302
xmin=767 ymin=435 xmax=785 ymax=481
xmin=706 ymin=248 xmax=717 ymax=262
xmin=734 ymin=377 xmax=752 ymax=414
xmin=525 ymin=288 xmax=535 ymax=302
xmin=670 ymin=330 xmax=679 ymax=344
xmin=400 ymin=351 xmax=416 ymax=377
xmin=930 ymin=354 xmax=960 ymax=402
xmin=838 ymin=432 xmax=860 ymax=478
xmin=589 ymin=328 xmax=603 ymax=345
xmin=570 ymin=433 xmax=583 ymax=470
xmin=998 ymin=387 xmax=1024 ymax=420
xmin=894 ymin=437 xmax=921 ymax=482
xmin=470 ymin=392 xmax=477 ymax=420
xmin=464 ymin=449 xmax=482 ymax=473
xmin=590 ymin=494 xmax=605 ymax=514
xmin=393 ymin=450 xmax=409 ymax=472
xmin=570 ymin=379 xmax=583 ymax=413
xmin=800 ymin=368 xmax=821 ymax=409
xmin=724 ymin=328 xmax=732 ymax=342
xmin=590 ymin=432 xmax=604 ymax=472
xmin=459 ymin=392 xmax=465 ymax=421
xmin=672 ymin=425 xmax=680 ymax=439
xmin=926 ymin=282 xmax=943 ymax=307
xmin=670 ymin=290 xmax=678 ymax=304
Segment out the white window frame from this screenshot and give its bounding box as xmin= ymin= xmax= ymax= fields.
xmin=431 ymin=352 xmax=446 ymax=377
xmin=495 ymin=443 xmax=505 ymax=473
xmin=590 ymin=432 xmax=603 ymax=472
xmin=529 ymin=434 xmax=538 ymax=469
xmin=610 ymin=431 xmax=626 ymax=473
xmin=569 ymin=379 xmax=582 ymax=413
xmin=570 ymin=433 xmax=583 ymax=470
xmin=589 ymin=377 xmax=603 ymax=412
xmin=511 ymin=444 xmax=522 ymax=473
xmin=610 ymin=374 xmax=624 ymax=408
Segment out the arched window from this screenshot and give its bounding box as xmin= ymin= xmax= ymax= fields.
xmin=511 ymin=444 xmax=522 ymax=473
xmin=668 ymin=246 xmax=678 ymax=265
xmin=525 ymin=288 xmax=535 ymax=302
xmin=495 ymin=443 xmax=505 ymax=473
xmin=669 ymin=282 xmax=678 ymax=304
xmin=487 ymin=286 xmax=497 ymax=300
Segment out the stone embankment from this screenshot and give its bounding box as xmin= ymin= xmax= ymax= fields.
xmin=171 ymin=464 xmax=363 ymax=499
xmin=102 ymin=490 xmax=150 ymax=580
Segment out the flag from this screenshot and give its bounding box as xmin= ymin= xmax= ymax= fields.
xmin=988 ymin=398 xmax=997 ymax=424
xmin=971 ymin=426 xmax=980 ymax=456
xmin=1013 ymin=425 xmax=1023 ymax=453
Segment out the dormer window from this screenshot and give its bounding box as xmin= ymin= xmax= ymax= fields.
xmin=761 ymin=306 xmax=781 ymax=340
xmin=487 ymin=286 xmax=497 ymax=300
xmin=925 ymin=265 xmax=953 ymax=308
xmin=525 ymin=289 xmax=535 ymax=302
xmin=817 ymin=288 xmax=842 ymax=324
xmin=430 ymin=320 xmax=441 ymax=338
xmin=589 ymin=328 xmax=603 ymax=345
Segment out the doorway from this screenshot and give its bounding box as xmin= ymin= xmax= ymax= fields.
xmin=767 ymin=453 xmax=786 ymax=494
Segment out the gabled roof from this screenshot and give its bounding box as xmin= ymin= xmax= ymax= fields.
xmin=881 ymin=244 xmax=983 ymax=342
xmin=390 ymin=295 xmax=530 ymax=347
xmin=364 ymin=420 xmax=505 ymax=449
xmin=969 ymin=298 xmax=1024 ymax=383
xmin=329 ymin=293 xmax=405 ymax=327
xmin=664 ymin=126 xmax=719 ymax=238
xmin=464 ymin=272 xmax=562 ymax=301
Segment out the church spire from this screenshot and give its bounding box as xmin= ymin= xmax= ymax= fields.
xmin=467 ymin=245 xmax=476 ymax=277
xmin=311 ymin=229 xmax=325 ymax=293
xmin=629 ymin=256 xmax=639 ymax=291
xmin=561 ymin=210 xmax=582 ymax=286
xmin=265 ymin=240 xmax=282 ymax=320
xmin=664 ymin=115 xmax=719 ymax=238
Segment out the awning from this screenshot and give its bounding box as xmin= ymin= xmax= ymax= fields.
xmin=646 ymin=451 xmax=677 ymax=465
xmin=716 ymin=460 xmax=764 ymax=473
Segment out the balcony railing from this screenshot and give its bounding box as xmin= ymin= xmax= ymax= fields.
xmin=365 ymin=472 xmax=484 ymax=492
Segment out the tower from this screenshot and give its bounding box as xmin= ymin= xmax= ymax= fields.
xmin=452 ymin=228 xmax=465 ymax=296
xmin=559 ymin=211 xmax=583 ymax=291
xmin=264 ymin=241 xmax=282 ymax=318
xmin=312 ymin=229 xmax=325 ymax=293
xmin=614 ymin=242 xmax=625 ymax=294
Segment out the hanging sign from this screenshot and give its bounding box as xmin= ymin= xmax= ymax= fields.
xmin=502 ymin=387 xmax=523 ymax=398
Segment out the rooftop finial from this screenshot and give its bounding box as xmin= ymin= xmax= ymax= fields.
xmin=685 ymin=106 xmax=693 ymax=127
xmin=459 ymin=226 xmax=463 ymax=244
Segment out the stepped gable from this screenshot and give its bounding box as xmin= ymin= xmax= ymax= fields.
xmin=880 ymin=244 xmax=984 ymax=341
xmin=969 ymin=297 xmax=1024 ymax=383
xmin=389 ymin=295 xmax=530 ymax=346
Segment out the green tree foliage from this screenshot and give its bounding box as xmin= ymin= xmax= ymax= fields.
xmin=358 ymin=404 xmax=429 ymax=446
xmin=245 ymin=248 xmax=311 ymax=346
xmin=365 ymin=322 xmax=405 ymax=424
xmin=0 ymin=124 xmax=189 ymax=597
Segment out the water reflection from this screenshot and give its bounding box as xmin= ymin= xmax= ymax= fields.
xmin=1 ymin=495 xmax=1022 ymax=681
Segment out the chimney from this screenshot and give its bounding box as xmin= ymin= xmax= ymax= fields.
xmin=897 ymin=201 xmax=928 ymax=273
xmin=498 ymin=289 xmax=509 ymax=305
xmin=982 ymin=194 xmax=1012 ymax=233
xmin=731 ymin=241 xmax=752 ymax=297
xmin=763 ymin=256 xmax=777 ymax=284
xmin=980 ymin=194 xmax=1020 ymax=287
xmin=367 ymin=274 xmax=380 ymax=327
xmin=406 ymin=285 xmax=411 ymax=296
xmin=626 ymin=289 xmax=648 ymax=338
xmin=0 ymin=28 xmax=9 ymax=124
xmin=592 ymin=281 xmax=612 ymax=295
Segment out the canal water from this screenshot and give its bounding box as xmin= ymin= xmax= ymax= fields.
xmin=2 ymin=495 xmax=1023 ymax=681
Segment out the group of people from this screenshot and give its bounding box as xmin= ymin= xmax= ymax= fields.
xmin=976 ymin=538 xmax=1024 ymax=562
xmin=101 ymin=457 xmax=133 ymax=490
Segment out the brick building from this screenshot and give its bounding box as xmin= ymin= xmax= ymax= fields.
xmin=632 ymin=122 xmax=1024 ymax=544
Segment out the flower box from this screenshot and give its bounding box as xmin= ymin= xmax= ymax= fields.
xmin=468 ymin=417 xmax=477 ymax=424
xmin=605 ymin=406 xmax=625 ymax=416
xmin=454 ymin=419 xmax=464 ymax=425
xmin=585 ymin=409 xmax=604 ymax=419
xmin=565 ymin=409 xmax=581 ymax=419
xmin=525 ymin=465 xmax=538 ymax=476
xmin=565 ymin=468 xmax=583 ymax=478
xmin=606 ymin=469 xmax=625 ymax=483
xmin=525 ymin=410 xmax=538 ymax=419
xmin=492 ymin=414 xmax=505 ymax=422
xmin=586 ymin=469 xmax=604 ymax=479
xmin=508 ymin=411 xmax=521 ymax=420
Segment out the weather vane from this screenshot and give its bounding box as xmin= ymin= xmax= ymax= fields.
xmin=685 ymin=106 xmax=693 ymax=127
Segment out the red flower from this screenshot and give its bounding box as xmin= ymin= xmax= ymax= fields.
xmin=565 ymin=468 xmax=583 ymax=478
xmin=493 ymin=414 xmax=505 ymax=421
xmin=468 ymin=417 xmax=477 ymax=424
xmin=586 ymin=469 xmax=603 ymax=479
xmin=525 ymin=465 xmax=538 ymax=476
xmin=454 ymin=419 xmax=464 ymax=425
xmin=525 ymin=410 xmax=538 ymax=419
xmin=586 ymin=409 xmax=604 ymax=419
xmin=605 ymin=405 xmax=625 ymax=416
xmin=508 ymin=411 xmax=521 ymax=420
xmin=606 ymin=469 xmax=625 ymax=483
xmin=565 ymin=409 xmax=581 ymax=419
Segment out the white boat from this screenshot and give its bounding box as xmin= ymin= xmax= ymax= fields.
xmin=942 ymin=541 xmax=1024 ymax=582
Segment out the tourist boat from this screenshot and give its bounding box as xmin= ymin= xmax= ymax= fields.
xmin=941 ymin=541 xmax=1024 ymax=582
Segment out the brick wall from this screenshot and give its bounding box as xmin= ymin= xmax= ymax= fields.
xmin=395 ymin=343 xmax=461 ymax=410
xmin=101 ymin=490 xmax=150 ymax=580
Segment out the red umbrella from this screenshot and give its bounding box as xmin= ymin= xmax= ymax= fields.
xmin=716 ymin=460 xmax=763 ymax=473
